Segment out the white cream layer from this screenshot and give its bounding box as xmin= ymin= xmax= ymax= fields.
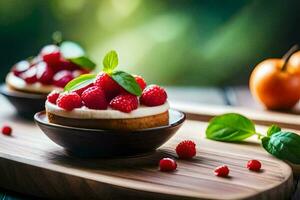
xmin=6 ymin=72 xmax=58 ymax=94
xmin=46 ymin=101 xmax=170 ymax=119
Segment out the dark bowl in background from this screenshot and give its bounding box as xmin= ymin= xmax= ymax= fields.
xmin=34 ymin=109 xmax=186 ymax=158
xmin=0 ymin=84 xmax=47 ymax=119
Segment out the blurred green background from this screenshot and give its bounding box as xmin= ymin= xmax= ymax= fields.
xmin=1 ymin=0 xmax=300 ymax=86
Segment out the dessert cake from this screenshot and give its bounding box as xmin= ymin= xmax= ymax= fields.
xmin=45 ymin=50 xmax=169 ymax=130
xmin=6 ymin=41 xmax=95 ymax=94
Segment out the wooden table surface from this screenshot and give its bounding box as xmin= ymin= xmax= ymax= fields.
xmin=0 ymin=86 xmax=299 ymax=199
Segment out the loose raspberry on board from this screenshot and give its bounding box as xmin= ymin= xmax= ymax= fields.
xmin=247 ymin=160 xmax=262 ymax=171
xmin=176 ymin=140 xmax=196 ymax=159
xmin=214 ymin=165 xmax=229 ymax=177
xmin=159 ymin=158 xmax=177 ymax=172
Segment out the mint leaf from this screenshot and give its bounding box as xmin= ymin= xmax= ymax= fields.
xmin=262 ymin=131 xmax=300 ymax=164
xmin=266 ymin=125 xmax=281 ymax=137
xmin=64 ymin=74 xmax=96 ymax=92
xmin=69 ymin=56 xmax=96 ymax=70
xmin=103 ymin=50 xmax=118 ymax=73
xmin=60 ymin=41 xmax=96 ymax=70
xmin=206 ymin=113 xmax=256 ymax=142
xmin=60 ymin=41 xmax=85 ymax=58
xmin=111 ymin=71 xmax=142 ymax=96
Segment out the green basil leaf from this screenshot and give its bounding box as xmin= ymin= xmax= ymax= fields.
xmin=103 ymin=50 xmax=118 ymax=73
xmin=60 ymin=41 xmax=96 ymax=70
xmin=111 ymin=71 xmax=142 ymax=96
xmin=60 ymin=41 xmax=85 ymax=58
xmin=206 ymin=113 xmax=256 ymax=142
xmin=64 ymin=74 xmax=96 ymax=92
xmin=262 ymin=131 xmax=300 ymax=164
xmin=69 ymin=56 xmax=96 ymax=70
xmin=267 ymin=125 xmax=281 ymax=137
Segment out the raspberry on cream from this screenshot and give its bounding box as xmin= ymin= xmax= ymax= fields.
xmin=81 ymin=86 xmax=108 ymax=110
xmin=109 ymin=94 xmax=138 ymax=113
xmin=6 ymin=72 xmax=58 ymax=93
xmin=5 ymin=41 xmax=95 ymax=95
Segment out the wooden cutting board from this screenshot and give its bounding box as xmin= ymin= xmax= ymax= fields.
xmin=172 ymin=101 xmax=300 ymax=174
xmin=0 ymin=103 xmax=294 ymax=199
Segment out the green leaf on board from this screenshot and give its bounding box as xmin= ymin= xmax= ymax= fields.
xmin=266 ymin=125 xmax=281 ymax=137
xmin=262 ymin=131 xmax=300 ymax=164
xmin=206 ymin=113 xmax=256 ymax=142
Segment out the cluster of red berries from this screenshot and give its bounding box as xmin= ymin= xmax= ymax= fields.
xmin=214 ymin=160 xmax=262 ymax=177
xmin=1 ymin=125 xmax=12 ymax=136
xmin=159 ymin=140 xmax=262 ymax=176
xmin=47 ymin=72 xmax=168 ymax=113
xmin=12 ymin=44 xmax=90 ymax=88
xmin=159 ymin=140 xmax=196 ymax=172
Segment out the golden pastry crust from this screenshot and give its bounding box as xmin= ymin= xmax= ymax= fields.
xmin=6 ymin=82 xmax=48 ymax=95
xmin=47 ymin=111 xmax=169 ymax=130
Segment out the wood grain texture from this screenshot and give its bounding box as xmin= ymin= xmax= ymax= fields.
xmin=293 ymin=178 xmax=300 ymax=199
xmin=0 ymin=99 xmax=294 ymax=200
xmin=172 ymin=101 xmax=300 ymax=174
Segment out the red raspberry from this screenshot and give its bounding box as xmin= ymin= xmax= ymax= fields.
xmin=247 ymin=160 xmax=261 ymax=171
xmin=176 ymin=140 xmax=196 ymax=159
xmin=57 ymin=92 xmax=82 ymax=110
xmin=12 ymin=60 xmax=30 ymax=77
xmin=214 ymin=165 xmax=230 ymax=177
xmin=134 ymin=75 xmax=147 ymax=90
xmin=1 ymin=125 xmax=12 ymax=136
xmin=20 ymin=66 xmax=38 ymax=84
xmin=94 ymin=72 xmax=122 ymax=100
xmin=53 ymin=70 xmax=74 ymax=88
xmin=81 ymin=86 xmax=108 ymax=109
xmin=47 ymin=91 xmax=60 ymax=104
xmin=36 ymin=62 xmax=54 ymax=85
xmin=109 ymin=94 xmax=138 ymax=113
xmin=159 ymin=158 xmax=177 ymax=172
xmin=140 ymin=85 xmax=167 ymax=106
xmin=40 ymin=45 xmax=61 ymax=66
xmin=74 ymin=83 xmax=94 ymax=96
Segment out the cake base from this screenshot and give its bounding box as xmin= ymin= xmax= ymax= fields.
xmin=6 ymin=83 xmax=49 ymax=95
xmin=47 ymin=111 xmax=169 ymax=130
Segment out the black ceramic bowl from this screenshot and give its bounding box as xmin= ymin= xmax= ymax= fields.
xmin=34 ymin=109 xmax=185 ymax=157
xmin=0 ymin=84 xmax=47 ymax=119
